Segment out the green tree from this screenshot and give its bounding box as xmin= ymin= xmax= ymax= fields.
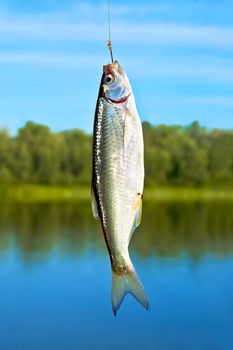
xmin=0 ymin=129 xmax=14 ymax=182
xmin=0 ymin=120 xmax=232 ymax=187
xmin=59 ymin=130 xmax=92 ymax=184
xmin=17 ymin=122 xmax=60 ymax=183
xmin=209 ymin=132 xmax=233 ymax=183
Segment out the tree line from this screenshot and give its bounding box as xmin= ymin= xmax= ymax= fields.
xmin=0 ymin=121 xmax=232 ymax=186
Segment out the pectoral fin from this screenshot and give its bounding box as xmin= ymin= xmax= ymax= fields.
xmin=91 ymin=187 xmax=99 ymax=219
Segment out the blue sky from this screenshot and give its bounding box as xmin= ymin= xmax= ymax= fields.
xmin=0 ymin=0 xmax=232 ymax=134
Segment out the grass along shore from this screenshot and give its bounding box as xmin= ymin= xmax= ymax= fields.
xmin=0 ymin=184 xmax=233 ymax=203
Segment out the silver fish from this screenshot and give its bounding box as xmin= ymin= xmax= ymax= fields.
xmin=92 ymin=61 xmax=149 ymax=315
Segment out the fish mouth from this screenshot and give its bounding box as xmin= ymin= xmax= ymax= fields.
xmin=107 ymin=94 xmax=130 ymax=104
xmin=103 ymin=61 xmax=118 ymax=75
xmin=103 ymin=64 xmax=114 ymax=75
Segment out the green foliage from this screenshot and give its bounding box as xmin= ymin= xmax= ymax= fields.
xmin=0 ymin=120 xmax=232 ymax=186
xmin=0 ymin=129 xmax=15 ymax=182
xmin=143 ymin=121 xmax=233 ymax=186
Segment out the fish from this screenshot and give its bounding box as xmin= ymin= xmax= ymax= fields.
xmin=92 ymin=60 xmax=149 ymax=315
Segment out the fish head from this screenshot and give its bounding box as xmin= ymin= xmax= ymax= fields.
xmin=101 ymin=61 xmax=132 ymax=105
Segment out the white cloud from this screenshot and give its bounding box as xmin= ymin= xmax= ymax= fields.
xmin=0 ymin=51 xmax=232 ymax=84
xmin=122 ymin=22 xmax=233 ymax=49
xmin=0 ymin=52 xmax=105 ymax=66
xmin=126 ymin=55 xmax=233 ymax=83
xmin=185 ymin=96 xmax=233 ymax=107
xmin=148 ymin=95 xmax=233 ymax=108
xmin=0 ymin=4 xmax=232 ymax=84
xmin=70 ymin=3 xmax=171 ymax=16
xmin=0 ymin=5 xmax=233 ymax=49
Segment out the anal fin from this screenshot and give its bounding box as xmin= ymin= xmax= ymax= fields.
xmin=131 ymin=194 xmax=143 ymax=236
xmin=91 ymin=186 xmax=99 ymax=219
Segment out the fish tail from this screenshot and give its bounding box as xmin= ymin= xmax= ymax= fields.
xmin=111 ymin=261 xmax=150 ymax=316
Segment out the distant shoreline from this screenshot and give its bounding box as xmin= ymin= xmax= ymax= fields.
xmin=0 ymin=185 xmax=233 ymax=203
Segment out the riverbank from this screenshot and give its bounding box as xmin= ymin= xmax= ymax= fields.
xmin=0 ymin=185 xmax=233 ymax=203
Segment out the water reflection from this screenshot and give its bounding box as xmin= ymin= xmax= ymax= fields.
xmin=0 ymin=201 xmax=232 ymax=261
xmin=0 ymin=201 xmax=233 ymax=350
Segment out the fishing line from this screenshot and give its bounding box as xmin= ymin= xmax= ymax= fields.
xmin=107 ymin=0 xmax=114 ymax=63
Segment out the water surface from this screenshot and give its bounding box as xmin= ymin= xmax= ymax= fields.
xmin=0 ymin=201 xmax=233 ymax=350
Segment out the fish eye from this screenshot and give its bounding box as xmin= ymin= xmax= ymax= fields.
xmin=104 ymin=74 xmax=115 ymax=85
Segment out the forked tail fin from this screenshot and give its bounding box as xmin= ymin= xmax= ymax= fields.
xmin=111 ymin=264 xmax=150 ymax=316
